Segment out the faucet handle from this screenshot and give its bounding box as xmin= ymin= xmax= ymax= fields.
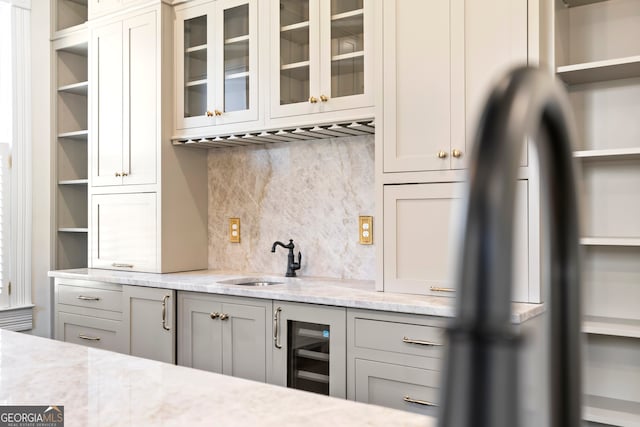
xmin=292 ymin=252 xmax=302 ymax=271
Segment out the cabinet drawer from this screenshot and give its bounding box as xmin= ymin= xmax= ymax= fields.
xmin=354 ymin=318 xmax=444 ymax=359
xmin=354 ymin=359 xmax=440 ymax=417
xmin=58 ymin=284 xmax=122 ymax=313
xmin=56 ymin=312 xmax=124 ymax=353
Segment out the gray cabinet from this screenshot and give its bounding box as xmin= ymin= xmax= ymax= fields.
xmin=177 ymin=292 xmax=272 ymax=383
xmin=123 ymin=285 xmax=175 ymax=364
xmin=54 ymin=278 xmax=126 ymax=354
xmin=347 ymin=309 xmax=446 ymax=414
xmin=270 ymin=301 xmax=346 ymax=398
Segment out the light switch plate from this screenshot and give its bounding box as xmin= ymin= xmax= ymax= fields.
xmin=229 ymin=218 xmax=240 ymax=243
xmin=359 ymin=216 xmax=373 ymax=245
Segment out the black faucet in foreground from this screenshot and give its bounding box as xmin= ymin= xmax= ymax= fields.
xmin=271 ymin=239 xmax=302 ymax=277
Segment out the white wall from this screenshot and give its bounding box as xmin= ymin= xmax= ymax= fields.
xmin=30 ymin=0 xmax=52 ymax=337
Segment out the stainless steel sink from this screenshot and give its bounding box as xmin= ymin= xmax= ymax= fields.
xmin=219 ymin=277 xmax=284 ymax=286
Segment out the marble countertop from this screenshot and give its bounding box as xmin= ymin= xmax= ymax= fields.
xmin=48 ymin=268 xmax=544 ymax=323
xmin=0 ymin=330 xmax=434 ymax=426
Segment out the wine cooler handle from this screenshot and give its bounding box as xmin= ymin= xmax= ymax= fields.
xmin=273 ymin=307 xmax=282 ymax=349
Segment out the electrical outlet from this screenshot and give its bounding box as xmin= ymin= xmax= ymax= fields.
xmin=229 ymin=218 xmax=240 ymax=243
xmin=359 ymin=216 xmax=373 ymax=245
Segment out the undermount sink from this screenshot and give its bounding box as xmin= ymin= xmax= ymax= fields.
xmin=218 ymin=277 xmax=284 ymax=287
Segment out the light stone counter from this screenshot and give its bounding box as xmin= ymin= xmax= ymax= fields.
xmin=48 ymin=268 xmax=544 ymax=323
xmin=0 ymin=330 xmax=434 ymax=427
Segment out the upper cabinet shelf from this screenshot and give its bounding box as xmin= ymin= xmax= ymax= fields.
xmin=561 ymin=0 xmax=609 ymax=7
xmin=58 ymin=81 xmax=89 ymax=96
xmin=557 ymin=56 xmax=640 ymax=85
xmin=574 ymin=147 xmax=640 ymax=161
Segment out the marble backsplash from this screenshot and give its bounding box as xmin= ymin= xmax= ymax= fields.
xmin=208 ymin=135 xmax=375 ymax=280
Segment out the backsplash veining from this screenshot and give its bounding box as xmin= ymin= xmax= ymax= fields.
xmin=208 ymin=135 xmax=375 ymax=280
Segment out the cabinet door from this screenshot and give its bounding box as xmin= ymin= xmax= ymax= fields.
xmin=354 ymin=359 xmax=440 ymax=417
xmin=91 ymin=21 xmax=123 ymax=187
xmin=221 ymin=301 xmax=268 ymax=382
xmin=382 ymin=0 xmax=464 ymax=173
xmin=123 ymin=11 xmax=157 ymax=186
xmin=383 ymin=181 xmax=529 ymax=301
xmin=175 ymin=3 xmax=215 ymax=129
xmin=90 ymin=193 xmax=158 ymax=272
xmin=213 ymin=0 xmax=259 ymax=125
xmin=178 ymin=293 xmax=223 ymax=373
xmin=271 ymin=301 xmax=346 ymax=398
xmin=123 ymin=286 xmax=175 ymax=364
xmin=318 ymin=0 xmax=373 ymax=112
xmin=270 ymin=0 xmax=321 ymax=118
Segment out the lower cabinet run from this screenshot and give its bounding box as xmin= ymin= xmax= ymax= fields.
xmin=177 ymin=292 xmax=272 ymax=383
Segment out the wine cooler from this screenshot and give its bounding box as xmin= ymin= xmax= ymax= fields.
xmin=272 ymin=302 xmax=346 ymax=398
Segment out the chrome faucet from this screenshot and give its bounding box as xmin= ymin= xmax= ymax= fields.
xmin=271 ymin=239 xmax=302 ymax=277
xmin=439 ymin=67 xmax=582 ymax=427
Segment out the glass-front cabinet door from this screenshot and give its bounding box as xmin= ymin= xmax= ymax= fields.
xmin=176 ymin=0 xmax=258 ymax=130
xmin=271 ymin=0 xmax=372 ymax=119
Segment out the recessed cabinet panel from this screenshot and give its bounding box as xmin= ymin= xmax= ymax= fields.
xmin=123 ymin=12 xmax=157 ymax=186
xmin=91 ymin=193 xmax=157 ymax=272
xmin=221 ymin=302 xmax=268 ymax=382
xmin=383 ymin=181 xmax=529 ymax=301
xmin=91 ymin=21 xmax=123 ymax=187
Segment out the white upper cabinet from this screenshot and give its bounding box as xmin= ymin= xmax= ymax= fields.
xmin=175 ymin=0 xmax=259 ymax=131
xmin=382 ymin=0 xmax=527 ymax=174
xmin=270 ymin=0 xmax=374 ymax=120
xmin=90 ymin=10 xmax=157 ymax=187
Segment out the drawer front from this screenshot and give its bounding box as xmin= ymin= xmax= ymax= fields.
xmin=354 ymin=318 xmax=444 ymax=359
xmin=57 ymin=312 xmax=124 ymax=353
xmin=58 ymin=284 xmax=123 ymax=313
xmin=354 ymin=359 xmax=440 ymax=417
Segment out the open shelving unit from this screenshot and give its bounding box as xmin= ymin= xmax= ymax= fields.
xmin=52 ymin=0 xmax=88 ymax=38
xmin=555 ymin=0 xmax=640 ymax=424
xmin=53 ymin=33 xmax=89 ymax=270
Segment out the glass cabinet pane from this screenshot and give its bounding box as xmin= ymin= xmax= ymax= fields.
xmin=184 ymin=15 xmax=208 ymax=118
xmin=330 ymin=0 xmax=364 ymax=98
xmin=223 ymin=4 xmax=250 ymax=112
xmin=280 ymin=0 xmax=310 ymax=105
xmin=287 ymin=320 xmax=330 ymax=396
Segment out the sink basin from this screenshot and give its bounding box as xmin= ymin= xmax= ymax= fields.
xmin=219 ymin=277 xmax=284 ymax=286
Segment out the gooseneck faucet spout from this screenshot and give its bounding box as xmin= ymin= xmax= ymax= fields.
xmin=271 ymin=239 xmax=302 ymax=277
xmin=439 ymin=67 xmax=582 ymax=427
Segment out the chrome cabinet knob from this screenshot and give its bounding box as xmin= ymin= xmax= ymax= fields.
xmin=219 ymin=313 xmax=229 ymax=321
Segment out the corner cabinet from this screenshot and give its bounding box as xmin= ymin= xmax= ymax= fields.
xmin=270 ymin=0 xmax=374 ymax=122
xmin=174 ymin=0 xmax=261 ymax=132
xmin=177 ymin=292 xmax=272 ymax=382
xmin=270 ymin=301 xmax=347 ymax=398
xmin=88 ymin=4 xmax=208 ymax=273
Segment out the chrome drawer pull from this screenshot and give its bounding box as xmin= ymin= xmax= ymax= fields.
xmin=112 ymin=263 xmax=134 ymax=268
xmin=161 ymin=295 xmax=171 ymax=331
xmin=78 ymin=334 xmax=101 ymax=341
xmin=403 ymin=395 xmax=438 ymax=407
xmin=430 ymin=286 xmax=456 ymax=293
xmin=77 ymin=295 xmax=101 ymax=301
xmin=273 ymin=307 xmax=282 ymax=349
xmin=402 ymin=336 xmax=442 ymax=347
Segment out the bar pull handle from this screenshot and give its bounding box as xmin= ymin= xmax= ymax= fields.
xmin=273 ymin=307 xmax=282 ymax=349
xmin=402 ymin=336 xmax=442 ymax=347
xmin=403 ymin=395 xmax=438 ymax=407
xmin=78 ymin=334 xmax=101 ymax=341
xmin=77 ymin=295 xmax=101 ymax=301
xmin=161 ymin=295 xmax=171 ymax=331
xmin=112 ymin=263 xmax=134 ymax=268
xmin=430 ymin=286 xmax=456 ymax=293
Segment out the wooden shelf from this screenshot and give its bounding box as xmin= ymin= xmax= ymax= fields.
xmin=281 ymin=61 xmax=310 ymax=71
xmin=331 ymin=9 xmax=364 ymax=21
xmin=280 ymin=21 xmax=309 ymax=33
xmin=583 ymin=316 xmax=640 ymax=339
xmin=186 ymin=79 xmax=207 ymax=87
xmin=224 ymin=35 xmax=249 ymax=45
xmin=574 ymin=147 xmax=640 ymax=161
xmin=65 ymin=0 xmax=88 ymax=6
xmin=58 ymin=228 xmax=88 ymax=233
xmin=584 ymin=395 xmax=640 ymax=426
xmin=331 ymin=51 xmax=364 ymax=62
xmin=58 ymin=81 xmax=88 ymax=96
xmin=581 ymin=237 xmax=640 ymax=247
xmin=185 ymin=44 xmax=207 ymax=53
xmin=562 ymin=0 xmax=608 ymax=7
xmin=58 ymin=179 xmax=88 ymax=185
xmin=557 ymin=55 xmax=640 ymax=85
xmin=58 ymin=130 xmax=88 ymax=141
xmin=58 ymin=42 xmax=88 ymax=57
xmin=225 ymin=71 xmax=249 ymax=81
